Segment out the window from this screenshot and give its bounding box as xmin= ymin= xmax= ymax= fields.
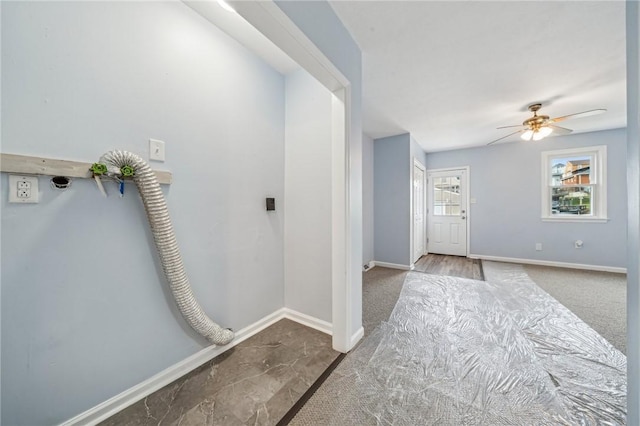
xmin=541 ymin=145 xmax=607 ymax=222
xmin=433 ymin=176 xmax=461 ymax=216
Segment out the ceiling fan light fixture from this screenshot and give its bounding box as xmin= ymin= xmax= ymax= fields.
xmin=489 ymin=104 xmax=605 ymax=147
xmin=521 ymin=129 xmax=534 ymax=141
xmin=539 ymin=126 xmax=553 ymax=138
xmin=531 ymin=126 xmax=553 ymax=141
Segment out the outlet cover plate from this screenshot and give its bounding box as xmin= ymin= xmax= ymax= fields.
xmin=9 ymin=175 xmax=39 ymax=203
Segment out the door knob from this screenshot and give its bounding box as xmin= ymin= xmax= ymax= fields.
xmin=461 ymin=209 xmax=466 ymax=213
xmin=462 ymin=216 xmax=466 ymax=220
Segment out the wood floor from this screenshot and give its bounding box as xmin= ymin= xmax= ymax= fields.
xmin=413 ymin=254 xmax=483 ymax=280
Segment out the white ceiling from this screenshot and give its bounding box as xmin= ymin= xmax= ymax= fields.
xmin=329 ymin=1 xmax=627 ymax=152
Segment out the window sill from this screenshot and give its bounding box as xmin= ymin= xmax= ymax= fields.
xmin=541 ymin=216 xmax=609 ymax=223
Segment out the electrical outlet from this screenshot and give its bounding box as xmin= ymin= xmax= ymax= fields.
xmin=9 ymin=175 xmax=39 ymax=203
xmin=535 ymin=243 xmax=542 ymax=251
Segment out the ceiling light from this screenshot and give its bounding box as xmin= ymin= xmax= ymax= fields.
xmin=532 ymin=126 xmax=553 ymax=141
xmin=521 ymin=130 xmax=534 ymax=141
xmin=217 ymin=0 xmax=236 ymax=13
xmin=538 ymin=126 xmax=553 ymax=138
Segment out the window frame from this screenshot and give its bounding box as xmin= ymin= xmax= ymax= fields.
xmin=541 ymin=145 xmax=607 ymax=223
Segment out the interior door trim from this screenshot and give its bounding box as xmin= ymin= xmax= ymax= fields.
xmin=412 ymin=158 xmax=427 ymax=263
xmin=426 ymin=166 xmax=471 ymax=257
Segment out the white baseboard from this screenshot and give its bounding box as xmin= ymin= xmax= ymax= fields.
xmin=363 ymin=261 xmax=376 ymax=271
xmin=372 ymin=261 xmax=415 ymax=271
xmin=61 ymin=308 xmax=332 ymax=426
xmin=282 ymin=308 xmax=332 ymax=335
xmin=469 ymin=254 xmax=627 ymax=274
xmin=350 ymin=326 xmax=364 ymax=349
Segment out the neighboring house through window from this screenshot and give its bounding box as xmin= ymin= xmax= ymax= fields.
xmin=541 ymin=145 xmax=607 ymax=222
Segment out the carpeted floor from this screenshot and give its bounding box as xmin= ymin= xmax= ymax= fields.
xmin=523 ymin=264 xmax=627 ymax=354
xmin=361 ymin=266 xmax=407 ymax=337
xmin=289 ymin=261 xmax=627 ymax=424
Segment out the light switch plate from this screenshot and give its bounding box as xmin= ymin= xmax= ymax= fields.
xmin=149 ymin=138 xmax=166 ymax=162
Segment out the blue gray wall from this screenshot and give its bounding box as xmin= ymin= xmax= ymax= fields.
xmin=2 ymin=2 xmax=285 ymax=424
xmin=374 ymin=134 xmax=411 ymax=265
xmin=362 ymin=134 xmax=375 ymax=265
xmin=411 ymin=135 xmax=428 ymax=167
xmin=425 ymin=128 xmax=627 ymax=268
xmin=372 ymin=133 xmax=428 ymax=267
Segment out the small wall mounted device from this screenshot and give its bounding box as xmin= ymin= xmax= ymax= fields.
xmin=266 ymin=198 xmax=275 ymax=211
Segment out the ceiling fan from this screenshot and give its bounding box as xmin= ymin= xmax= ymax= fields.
xmin=487 ymin=103 xmax=606 ymax=145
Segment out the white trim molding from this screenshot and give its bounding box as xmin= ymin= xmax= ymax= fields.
xmin=541 ymin=145 xmax=608 ymax=222
xmin=229 ymin=0 xmax=355 ymax=355
xmin=363 ymin=261 xmax=376 ymax=271
xmin=350 ymin=327 xmax=364 ymax=349
xmin=372 ymin=261 xmax=415 ymax=271
xmin=230 ymin=1 xmax=349 ymax=91
xmin=60 ymin=308 xmax=332 ymax=426
xmin=330 ymin=87 xmax=351 ymax=353
xmin=411 ymin=158 xmax=427 ymax=265
xmin=282 ymin=308 xmax=333 ymax=335
xmin=470 ymin=254 xmax=627 ymax=274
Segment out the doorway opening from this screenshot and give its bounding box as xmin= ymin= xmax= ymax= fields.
xmin=223 ymin=1 xmax=356 ymax=353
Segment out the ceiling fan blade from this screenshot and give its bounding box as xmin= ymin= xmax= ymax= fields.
xmin=496 ymin=124 xmax=526 ymax=130
xmin=487 ymin=130 xmax=522 ymax=146
xmin=548 ymin=125 xmax=573 ymax=135
xmin=550 ymin=109 xmax=607 ymax=123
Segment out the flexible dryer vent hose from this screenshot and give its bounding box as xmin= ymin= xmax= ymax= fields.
xmin=100 ymin=150 xmax=234 ymax=346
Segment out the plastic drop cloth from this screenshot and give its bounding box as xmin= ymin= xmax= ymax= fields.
xmin=348 ymin=263 xmax=626 ymax=425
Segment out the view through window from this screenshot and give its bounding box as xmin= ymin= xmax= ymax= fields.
xmin=433 ymin=176 xmax=461 ymax=216
xmin=550 ymin=155 xmax=593 ymax=215
xmin=541 ymin=146 xmax=607 ymax=221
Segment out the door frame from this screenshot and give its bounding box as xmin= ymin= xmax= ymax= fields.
xmin=411 ymin=159 xmax=427 ymax=264
xmin=426 ymin=166 xmax=471 ymax=257
xmin=230 ymin=1 xmax=357 ymax=352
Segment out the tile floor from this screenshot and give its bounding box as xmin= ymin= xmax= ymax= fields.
xmin=100 ymin=319 xmax=339 ymax=426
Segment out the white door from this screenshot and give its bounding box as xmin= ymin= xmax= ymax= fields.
xmin=427 ymin=169 xmax=468 ymax=256
xmin=413 ymin=162 xmax=426 ymax=262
